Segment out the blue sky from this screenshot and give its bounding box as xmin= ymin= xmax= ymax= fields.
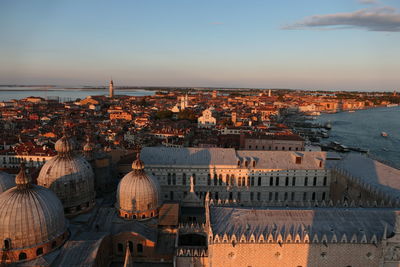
xmin=1 ymin=0 xmax=400 ymax=90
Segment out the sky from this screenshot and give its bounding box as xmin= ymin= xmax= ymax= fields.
xmin=1 ymin=0 xmax=400 ymax=91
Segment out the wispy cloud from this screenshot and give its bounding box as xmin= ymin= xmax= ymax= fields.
xmin=210 ymin=22 xmax=224 ymax=25
xmin=358 ymin=0 xmax=379 ymax=5
xmin=282 ymin=6 xmax=400 ymax=32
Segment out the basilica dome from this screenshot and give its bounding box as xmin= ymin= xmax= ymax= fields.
xmin=0 ymin=165 xmax=68 ymax=263
xmin=116 ymin=153 xmax=161 ymax=220
xmin=37 ymin=135 xmax=95 ymax=216
xmin=0 ymin=171 xmax=15 ymax=194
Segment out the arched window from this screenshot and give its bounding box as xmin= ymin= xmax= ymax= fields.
xmin=167 ymin=173 xmax=171 ymax=185
xmin=132 ymin=215 xmax=137 ymax=219
xmin=36 ymin=247 xmax=43 ymax=256
xmin=4 ymin=239 xmax=10 ymax=250
xmin=312 ymin=192 xmax=316 ymax=201
xmin=128 ymin=241 xmax=133 ymax=253
xmin=250 ymin=192 xmax=254 ymax=201
xmin=258 ymin=176 xmax=261 ymax=186
xmin=19 ymin=252 xmax=27 ymax=261
xmin=270 ymin=177 xmax=273 ymax=186
xmin=247 ymin=177 xmax=250 ymax=186
xmin=323 ymin=176 xmax=327 ymax=186
xmin=313 ymin=177 xmax=317 ymax=186
xmin=322 ymin=192 xmax=326 ymax=200
xmin=251 ymin=177 xmax=254 ymax=186
xmin=192 ymin=174 xmax=196 ymax=185
xmin=304 ymin=177 xmax=308 ymax=186
xmin=172 ymin=173 xmax=176 ymax=185
xmin=275 ymin=177 xmax=279 ymax=186
xmin=257 ymin=192 xmax=261 ymax=201
xmin=285 ymin=177 xmax=289 ymax=186
xmin=253 ymin=160 xmax=256 ymax=167
xmin=229 ymin=192 xmax=233 ymax=200
xmin=225 ymin=174 xmax=230 ymax=186
xmin=219 ymin=174 xmax=223 ymax=185
xmin=142 ymin=214 xmax=146 ymax=219
xmin=214 ymin=174 xmax=218 ymax=185
xmin=137 ymin=243 xmax=143 ymax=253
xmin=117 ymin=243 xmax=123 ymax=252
xmin=238 ymin=177 xmax=242 ymax=187
xmin=237 ymin=192 xmax=241 ymax=201
xmin=230 ymin=175 xmax=235 ymax=186
xmin=182 ymin=173 xmax=187 ymax=185
xmin=292 ymin=177 xmax=296 ymax=186
xmin=207 ymin=174 xmax=211 ymax=185
xmin=245 ymin=161 xmax=248 ymax=167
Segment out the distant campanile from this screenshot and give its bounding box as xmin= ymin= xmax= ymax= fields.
xmin=109 ymin=79 xmax=114 ymax=98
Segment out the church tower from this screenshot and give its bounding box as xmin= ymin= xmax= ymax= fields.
xmin=109 ymin=79 xmax=114 ymax=98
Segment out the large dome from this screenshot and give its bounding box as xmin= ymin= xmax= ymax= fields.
xmin=37 ymin=135 xmax=95 ymax=216
xmin=0 ymin=171 xmax=15 ymax=193
xmin=116 ymin=153 xmax=161 ymax=220
xmin=0 ymin=165 xmax=68 ymax=263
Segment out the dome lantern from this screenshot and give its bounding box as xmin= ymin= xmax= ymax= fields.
xmin=15 ymin=163 xmax=31 ymax=189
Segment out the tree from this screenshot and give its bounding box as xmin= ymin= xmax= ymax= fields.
xmin=155 ymin=110 xmax=173 ymax=120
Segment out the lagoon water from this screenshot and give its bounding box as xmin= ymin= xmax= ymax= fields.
xmin=0 ymin=86 xmax=154 ymax=101
xmin=316 ymin=106 xmax=400 ymax=168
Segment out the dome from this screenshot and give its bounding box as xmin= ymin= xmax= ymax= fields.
xmin=0 ymin=171 xmax=15 ymax=194
xmin=116 ymin=153 xmax=161 ymax=220
xmin=37 ymin=135 xmax=95 ymax=216
xmin=0 ymin=165 xmax=68 ymax=263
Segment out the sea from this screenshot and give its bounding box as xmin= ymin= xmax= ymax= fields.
xmin=0 ymin=86 xmax=154 ymax=102
xmin=316 ymin=106 xmax=400 ymax=169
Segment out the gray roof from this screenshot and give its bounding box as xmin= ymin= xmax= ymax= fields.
xmin=141 ymin=147 xmax=327 ymax=169
xmin=52 ymin=237 xmax=106 ymax=267
xmin=328 ymin=153 xmax=400 ymax=201
xmin=210 ymin=206 xmax=399 ymax=243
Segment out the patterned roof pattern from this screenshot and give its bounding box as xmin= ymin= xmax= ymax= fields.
xmin=210 ymin=206 xmax=399 ymax=243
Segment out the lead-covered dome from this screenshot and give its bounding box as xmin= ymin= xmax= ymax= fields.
xmin=0 ymin=171 xmax=15 ymax=194
xmin=116 ymin=153 xmax=161 ymax=220
xmin=0 ymin=165 xmax=68 ymax=263
xmin=37 ymin=135 xmax=95 ymax=216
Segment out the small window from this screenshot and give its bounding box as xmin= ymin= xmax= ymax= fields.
xmin=323 ymin=176 xmax=327 ymax=186
xmin=304 ymin=177 xmax=308 ymax=186
xmin=19 ymin=252 xmax=27 ymax=261
xmin=4 ymin=239 xmax=10 ymax=250
xmin=295 ymin=157 xmax=302 ymax=164
xmin=292 ymin=177 xmax=296 ymax=186
xmin=313 ymin=177 xmax=317 ymax=186
xmin=36 ymin=247 xmax=43 ymax=256
xmin=269 ymin=177 xmax=273 ymax=186
xmin=137 ymin=243 xmax=143 ymax=253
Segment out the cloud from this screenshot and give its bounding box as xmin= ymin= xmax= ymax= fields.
xmin=358 ymin=0 xmax=379 ymax=5
xmin=282 ymin=6 xmax=400 ymax=32
xmin=210 ymin=22 xmax=224 ymax=25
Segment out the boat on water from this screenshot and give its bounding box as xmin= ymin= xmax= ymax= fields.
xmin=348 ymin=110 xmax=355 ymax=113
xmin=324 ymin=122 xmax=332 ymax=130
xmin=381 ymin=132 xmax=388 ymax=137
xmin=386 ymin=104 xmax=398 ymax=107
